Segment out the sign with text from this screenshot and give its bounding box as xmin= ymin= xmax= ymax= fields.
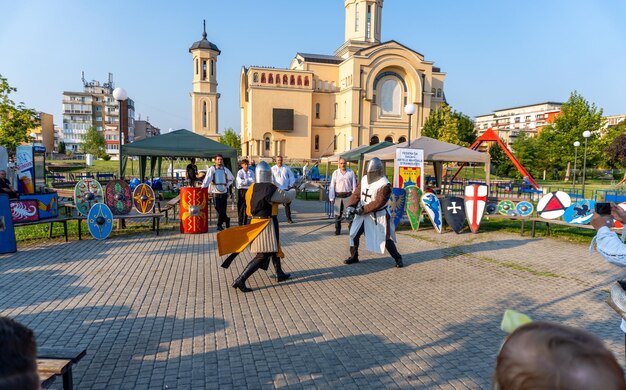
xmin=394 ymin=148 xmax=424 ymax=190
xmin=15 ymin=145 xmax=34 ymax=194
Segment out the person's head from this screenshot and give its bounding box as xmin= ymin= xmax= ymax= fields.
xmin=493 ymin=321 xmax=626 ymax=390
xmin=190 ymin=158 xmax=196 ymax=165
xmin=255 ymin=161 xmax=272 ymax=183
xmin=0 ymin=170 xmax=6 ymax=178
xmin=314 ymin=161 xmax=319 ymax=166
xmin=366 ymin=158 xmax=384 ymax=183
xmin=251 ymin=160 xmax=256 ymax=165
xmin=0 ymin=317 xmax=39 ymax=390
xmin=276 ymin=156 xmax=283 ymax=167
xmin=214 ymin=154 xmax=224 ymax=167
xmin=338 ymin=158 xmax=347 ymax=171
xmin=240 ymin=159 xmax=249 ymax=171
xmin=304 ymin=161 xmax=309 ymax=167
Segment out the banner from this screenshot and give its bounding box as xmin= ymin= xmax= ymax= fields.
xmin=394 ymin=148 xmax=424 ymax=190
xmin=15 ymin=146 xmax=35 ymax=194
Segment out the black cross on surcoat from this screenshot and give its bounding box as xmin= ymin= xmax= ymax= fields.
xmin=362 ymin=188 xmax=373 ymax=202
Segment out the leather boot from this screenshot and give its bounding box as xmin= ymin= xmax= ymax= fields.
xmin=344 ymin=247 xmax=359 ymax=264
xmin=232 ymin=259 xmax=262 ymax=292
xmin=225 ymin=218 xmax=231 ymax=229
xmin=334 ymin=220 xmax=341 ymax=236
xmin=272 ymin=256 xmax=290 ymax=282
xmin=394 ymin=257 xmax=404 ymax=268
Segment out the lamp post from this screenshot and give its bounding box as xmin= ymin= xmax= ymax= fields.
xmin=404 ymin=103 xmax=416 ymax=145
xmin=581 ymin=131 xmax=591 ymax=198
xmin=112 ymin=87 xmax=128 ymax=180
xmin=572 ymin=141 xmax=580 ymax=187
xmin=347 ymin=135 xmax=353 ymax=150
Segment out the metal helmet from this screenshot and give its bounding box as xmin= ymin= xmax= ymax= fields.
xmin=255 ymin=161 xmax=273 ymax=183
xmin=366 ymin=157 xmax=384 ymax=183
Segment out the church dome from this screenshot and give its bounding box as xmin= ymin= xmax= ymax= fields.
xmin=189 ymin=31 xmax=221 ymax=54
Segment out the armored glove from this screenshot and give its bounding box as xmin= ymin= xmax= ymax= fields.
xmin=355 ymin=205 xmax=364 ymax=215
xmin=344 ymin=206 xmax=356 ymax=219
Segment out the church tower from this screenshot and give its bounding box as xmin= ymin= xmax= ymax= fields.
xmin=336 ymin=0 xmax=383 ymax=58
xmin=189 ymin=21 xmax=220 ymax=139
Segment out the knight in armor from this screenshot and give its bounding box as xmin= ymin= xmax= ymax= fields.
xmin=202 ymin=154 xmax=235 ymax=231
xmin=343 ymin=157 xmax=403 ymax=268
xmin=217 ymin=161 xmax=296 ymax=292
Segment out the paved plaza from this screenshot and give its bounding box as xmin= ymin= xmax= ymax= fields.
xmin=1 ymin=199 xmax=625 ymax=389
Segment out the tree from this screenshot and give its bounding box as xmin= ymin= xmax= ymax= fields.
xmin=510 ymin=132 xmax=540 ymax=177
xmin=0 ymin=74 xmax=40 ymax=152
xmin=607 ymin=133 xmax=626 ymax=168
xmin=58 ymin=141 xmax=66 ymax=154
xmin=81 ymin=126 xmax=106 ymax=158
xmin=489 ymin=143 xmax=514 ymax=177
xmin=421 ymin=104 xmax=475 ymax=146
xmin=219 ymin=127 xmax=241 ymax=154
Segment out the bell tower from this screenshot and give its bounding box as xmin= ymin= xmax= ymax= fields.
xmin=189 ymin=21 xmax=220 ymax=139
xmin=336 ymin=0 xmax=383 ymax=58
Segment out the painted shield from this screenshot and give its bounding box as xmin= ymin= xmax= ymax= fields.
xmin=105 ymin=180 xmax=132 ymax=215
xmin=10 ymin=200 xmax=39 ymax=222
xmin=88 ymin=203 xmax=114 ymax=240
xmin=389 ymin=188 xmax=406 ymax=229
xmin=0 ymin=194 xmax=17 ymax=253
xmin=486 ymin=203 xmax=497 ymax=215
xmin=516 ymin=201 xmax=534 ymax=217
xmin=421 ymin=192 xmax=443 ymax=233
xmin=443 ymin=197 xmax=466 ymax=234
xmin=497 ymin=200 xmax=516 ymax=215
xmin=74 ymin=179 xmax=104 ymax=216
xmin=465 ymin=184 xmax=488 ymax=234
xmin=537 ymin=191 xmax=571 ymax=220
xmin=614 ymin=202 xmax=626 ymax=229
xmin=563 ymin=200 xmax=596 ymax=224
xmin=21 ymin=193 xmax=58 ymax=219
xmin=405 ymin=185 xmax=423 ymax=231
xmin=133 ymin=183 xmax=156 ymax=214
xmin=180 ymin=187 xmax=209 ymax=234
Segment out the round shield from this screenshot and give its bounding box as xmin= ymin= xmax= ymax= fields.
xmin=88 ymin=203 xmax=113 ymax=240
xmin=485 ymin=203 xmax=497 ymax=215
xmin=516 ymin=201 xmax=534 ymax=217
xmin=133 ymin=183 xmax=156 ymax=214
xmin=74 ymin=179 xmax=104 ymax=216
xmin=497 ymin=200 xmax=516 ymax=215
xmin=563 ymin=200 xmax=596 ymax=224
xmin=105 ymin=180 xmax=132 ymax=215
xmin=537 ymin=191 xmax=571 ymax=220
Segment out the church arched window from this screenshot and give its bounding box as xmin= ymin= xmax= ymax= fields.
xmin=370 ymin=136 xmax=379 ymax=145
xmin=304 ymin=76 xmax=309 ymax=86
xmin=283 ymin=75 xmax=288 ymax=85
xmin=253 ymin=73 xmax=259 ymax=83
xmin=315 ymin=103 xmax=320 ymax=119
xmin=290 ymin=75 xmax=295 ymax=85
xmin=314 ymin=135 xmax=319 ymax=151
xmin=261 ymin=73 xmax=266 ymax=83
xmin=268 ymin=74 xmax=274 ymax=83
xmin=210 ymin=60 xmax=214 ymax=76
xmin=437 ymin=88 xmax=442 ymax=97
xmin=431 ymin=87 xmax=436 ymax=95
xmin=202 ymin=102 xmax=207 ymax=128
xmin=202 ymin=61 xmax=207 ymax=80
xmin=264 ymin=136 xmax=271 ymax=151
xmin=398 ymin=136 xmax=406 ymax=144
xmin=276 ymin=74 xmax=280 ymax=84
xmin=297 ymin=76 xmax=302 ymax=86
xmin=385 ymin=136 xmax=393 ymax=143
xmin=195 ymin=59 xmax=198 ymax=75
xmin=380 ymin=79 xmax=402 ymax=116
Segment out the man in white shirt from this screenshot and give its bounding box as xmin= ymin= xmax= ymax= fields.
xmin=236 ymin=159 xmax=255 ymax=226
xmin=202 ymin=154 xmax=235 ymax=231
xmin=271 ymin=156 xmax=295 ymax=223
xmin=328 ymin=158 xmax=357 ymax=235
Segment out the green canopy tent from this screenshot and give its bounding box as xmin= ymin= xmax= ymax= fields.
xmin=121 ymin=129 xmax=238 ymax=181
xmin=322 ymin=141 xmax=394 ymax=178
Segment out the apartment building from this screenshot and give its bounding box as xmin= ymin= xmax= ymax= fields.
xmin=62 ymin=73 xmax=135 ymax=159
xmin=474 ymin=102 xmax=562 ymax=147
xmin=134 ymin=119 xmax=161 ymax=140
xmin=31 ymin=112 xmax=54 ymax=153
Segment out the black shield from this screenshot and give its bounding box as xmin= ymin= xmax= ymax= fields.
xmin=443 ymin=197 xmax=466 ymax=234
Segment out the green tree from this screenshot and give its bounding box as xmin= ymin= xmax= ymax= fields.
xmin=510 ymin=132 xmax=540 ymax=177
xmin=489 ymin=142 xmax=514 ymax=177
xmin=421 ymin=104 xmax=475 ymax=146
xmin=0 ymin=74 xmax=40 ymax=152
xmin=607 ymin=133 xmax=626 ymax=168
xmin=219 ymin=127 xmax=241 ymax=154
xmin=81 ymin=126 xmax=106 ymax=158
xmin=58 ymin=141 xmax=66 ymax=154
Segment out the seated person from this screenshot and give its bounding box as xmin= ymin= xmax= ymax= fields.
xmin=0 ymin=170 xmax=17 ymax=199
xmin=0 ymin=317 xmax=39 ymax=389
xmin=493 ymin=321 xmax=626 ymax=390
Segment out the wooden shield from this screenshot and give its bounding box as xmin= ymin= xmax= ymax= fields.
xmin=563 ymin=200 xmax=595 ymax=224
xmin=465 ymin=184 xmax=488 ymax=234
xmin=443 ymin=197 xmax=466 ymax=234
xmin=404 ymin=185 xmax=423 ymax=231
xmin=10 ymin=200 xmax=39 ymax=222
xmin=497 ymin=200 xmax=516 ymax=215
xmin=0 ymin=194 xmax=17 ymax=253
xmin=389 ymin=188 xmax=406 ymax=229
xmin=537 ymin=191 xmax=571 ymax=220
xmin=133 ymin=183 xmax=156 ymax=214
xmin=180 ymin=187 xmax=209 ymax=233
xmin=88 ymin=203 xmax=114 ymax=240
xmin=105 ymin=180 xmax=132 ymax=215
xmin=516 ymin=201 xmax=534 ymax=217
xmin=74 ymin=179 xmax=103 ymax=216
xmin=421 ymin=192 xmax=443 ymax=233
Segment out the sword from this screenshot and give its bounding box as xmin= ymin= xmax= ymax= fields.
xmin=299 ymin=212 xmax=355 ymax=237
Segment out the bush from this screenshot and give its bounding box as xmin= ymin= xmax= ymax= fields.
xmin=101 ymin=154 xmax=111 ymax=161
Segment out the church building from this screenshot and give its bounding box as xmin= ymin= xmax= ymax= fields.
xmin=239 ymin=0 xmax=447 ymax=160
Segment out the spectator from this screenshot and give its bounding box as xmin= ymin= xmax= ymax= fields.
xmin=235 ymin=159 xmax=254 ymax=226
xmin=271 ymin=156 xmax=295 ymax=223
xmin=310 ymin=161 xmax=320 ymax=181
xmin=0 ymin=170 xmax=17 ymax=199
xmin=249 ymin=160 xmax=257 ymax=173
xmin=186 ymin=158 xmax=199 ymax=186
xmin=0 ymin=317 xmax=39 ymax=390
xmin=302 ymin=161 xmax=310 ymax=180
xmin=202 ymin=154 xmax=235 ymax=231
xmin=493 ymin=321 xmax=626 ymax=390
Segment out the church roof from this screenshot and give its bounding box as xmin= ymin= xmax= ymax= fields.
xmin=189 ymin=31 xmax=221 ymax=54
xmin=297 ymin=53 xmax=343 ymax=64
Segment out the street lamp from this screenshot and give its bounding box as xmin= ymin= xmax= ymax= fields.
xmin=572 ymin=141 xmax=580 ymax=187
xmin=404 ymin=104 xmax=416 ymax=145
xmin=347 ymin=135 xmax=353 ymax=150
xmin=581 ymin=130 xmax=591 ymax=198
xmin=112 ymin=87 xmax=128 ymax=180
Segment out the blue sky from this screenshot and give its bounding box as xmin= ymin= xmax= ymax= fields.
xmin=1 ymin=0 xmax=625 ymax=134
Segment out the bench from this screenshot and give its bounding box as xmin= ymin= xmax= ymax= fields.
xmin=96 ymin=173 xmax=115 ymax=181
xmin=75 ymin=212 xmax=163 ymax=239
xmin=157 ymin=195 xmax=180 ymax=223
xmin=38 ymin=347 xmax=86 ymax=390
xmin=14 ymin=217 xmax=71 ymax=242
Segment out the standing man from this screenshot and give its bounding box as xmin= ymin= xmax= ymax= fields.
xmin=186 ymin=158 xmax=199 ymax=186
xmin=271 ymin=156 xmax=295 ymax=223
xmin=343 ymin=157 xmax=403 ymax=268
xmin=202 ymin=154 xmax=235 ymax=231
xmin=236 ymin=159 xmax=255 ymax=226
xmin=329 ymin=158 xmax=357 ymax=235
xmin=310 ymin=161 xmax=320 ymax=180
xmin=302 ymin=161 xmax=310 ymax=180
xmin=249 ymin=160 xmax=257 ymax=173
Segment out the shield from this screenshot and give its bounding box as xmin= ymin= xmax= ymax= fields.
xmin=0 ymin=194 xmax=16 ymax=254
xmin=88 ymin=203 xmax=114 ymax=240
xmin=497 ymin=200 xmax=516 ymax=215
xmin=516 ymin=201 xmax=534 ymax=217
xmin=74 ymin=179 xmax=103 ymax=216
xmin=10 ymin=200 xmax=39 ymax=222
xmin=443 ymin=197 xmax=466 ymax=234
xmin=105 ymin=180 xmax=132 ymax=215
xmin=537 ymin=191 xmax=571 ymax=220
xmin=212 ymin=168 xmax=228 ymax=194
xmin=421 ymin=192 xmax=443 ymax=233
xmin=486 ymin=203 xmax=497 ymax=215
xmin=404 ymin=185 xmax=423 ymax=231
xmin=133 ymin=183 xmax=156 ymax=214
xmin=465 ymin=184 xmax=488 ymax=233
xmin=388 ymin=188 xmax=406 ymax=229
xmin=563 ymin=200 xmax=595 ymax=224
xmin=180 ymin=187 xmax=209 ymax=233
